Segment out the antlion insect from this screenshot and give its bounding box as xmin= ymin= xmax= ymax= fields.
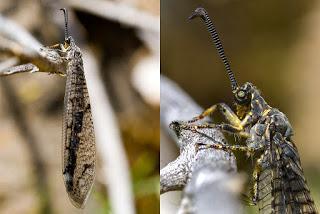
xmin=40 ymin=9 xmax=95 ymax=208
xmin=178 ymin=7 xmax=318 ymax=213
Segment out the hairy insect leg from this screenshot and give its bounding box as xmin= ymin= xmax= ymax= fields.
xmin=187 ymin=103 xmax=242 ymax=126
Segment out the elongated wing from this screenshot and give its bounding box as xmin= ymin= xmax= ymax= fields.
xmin=280 ymin=140 xmax=317 ymax=213
xmin=62 ymin=55 xmax=95 ymax=208
xmin=257 ymin=135 xmax=317 ymax=214
xmin=256 ymin=150 xmax=276 ymax=214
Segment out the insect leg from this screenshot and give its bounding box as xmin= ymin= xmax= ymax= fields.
xmin=186 ymin=104 xmax=219 ymax=123
xmin=48 ymin=43 xmax=63 ymax=49
xmin=187 ymin=103 xmax=242 ymax=127
xmin=198 ymin=142 xmax=255 ymax=153
xmin=186 ymin=123 xmax=249 ymax=138
xmin=217 ymin=123 xmax=250 ymax=138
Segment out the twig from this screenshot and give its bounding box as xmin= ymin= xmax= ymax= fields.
xmin=160 ymin=75 xmax=242 ymax=214
xmin=0 ymin=63 xmax=39 ymax=76
xmin=0 ymin=14 xmax=66 ymax=76
xmin=82 ymin=48 xmax=135 ymax=214
xmin=160 ymin=75 xmax=205 ymax=141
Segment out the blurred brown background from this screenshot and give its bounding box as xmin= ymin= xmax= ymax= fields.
xmin=0 ymin=0 xmax=159 ymax=213
xmin=161 ymin=0 xmax=320 ymax=212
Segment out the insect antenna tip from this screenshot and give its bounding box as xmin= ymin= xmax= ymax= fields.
xmin=60 ymin=8 xmax=69 ymax=40
xmin=188 ymin=7 xmax=207 ymax=21
xmin=189 ymin=7 xmax=238 ymax=91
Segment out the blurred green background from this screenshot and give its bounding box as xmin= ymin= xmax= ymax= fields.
xmin=161 ymin=0 xmax=320 ymax=212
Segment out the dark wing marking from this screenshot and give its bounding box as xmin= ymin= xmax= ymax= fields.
xmin=280 ymin=140 xmax=317 ymax=214
xmin=62 ymin=53 xmax=95 ymax=208
xmin=257 ymin=134 xmax=317 ymax=214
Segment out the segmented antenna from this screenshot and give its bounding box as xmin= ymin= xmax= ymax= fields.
xmin=60 ymin=8 xmax=69 ymax=40
xmin=189 ymin=7 xmax=238 ymax=91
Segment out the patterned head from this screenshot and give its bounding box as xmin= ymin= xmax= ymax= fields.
xmin=39 ymin=8 xmax=81 ymax=67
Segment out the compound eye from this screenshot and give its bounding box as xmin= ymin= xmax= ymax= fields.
xmin=237 ymin=90 xmax=246 ymax=98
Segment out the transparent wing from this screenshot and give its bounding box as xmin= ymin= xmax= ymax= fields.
xmin=257 ymin=134 xmax=317 ymax=214
xmin=257 ymin=149 xmax=279 ymax=214
xmin=280 ymin=140 xmax=317 ymax=213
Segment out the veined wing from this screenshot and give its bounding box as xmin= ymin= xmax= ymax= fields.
xmin=257 ymin=133 xmax=317 ymax=214
xmin=280 ymin=138 xmax=317 ymax=213
xmin=256 ymin=148 xmax=279 ymax=214
xmin=62 ymin=57 xmax=96 ymax=208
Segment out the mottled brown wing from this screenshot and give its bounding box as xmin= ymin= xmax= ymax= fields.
xmin=62 ymin=55 xmax=95 ymax=208
xmin=257 ymin=135 xmax=317 ymax=214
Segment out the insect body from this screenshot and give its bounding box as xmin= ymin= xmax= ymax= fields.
xmin=40 ymin=9 xmax=95 ymax=208
xmin=185 ymin=7 xmax=318 ymax=213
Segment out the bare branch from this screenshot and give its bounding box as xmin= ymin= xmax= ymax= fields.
xmin=160 ymin=75 xmax=242 ymax=214
xmin=0 ymin=14 xmax=66 ymax=76
xmin=0 ymin=63 xmax=39 ymax=76
xmin=160 ymin=75 xmax=204 ymax=142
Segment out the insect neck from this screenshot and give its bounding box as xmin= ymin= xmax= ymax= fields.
xmin=250 ymin=89 xmax=270 ymax=117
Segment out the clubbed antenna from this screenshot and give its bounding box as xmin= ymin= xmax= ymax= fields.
xmin=189 ymin=7 xmax=238 ymax=91
xmin=60 ymin=8 xmax=69 ymax=40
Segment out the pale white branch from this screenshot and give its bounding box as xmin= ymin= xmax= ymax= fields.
xmin=160 ymin=75 xmax=242 ymax=214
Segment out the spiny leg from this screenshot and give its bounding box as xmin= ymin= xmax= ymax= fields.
xmin=197 ymin=142 xmax=255 ymax=153
xmin=184 ymin=123 xmax=250 ymax=138
xmin=187 ymin=103 xmax=242 ymax=127
xmin=186 ymin=103 xmax=260 ymax=138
